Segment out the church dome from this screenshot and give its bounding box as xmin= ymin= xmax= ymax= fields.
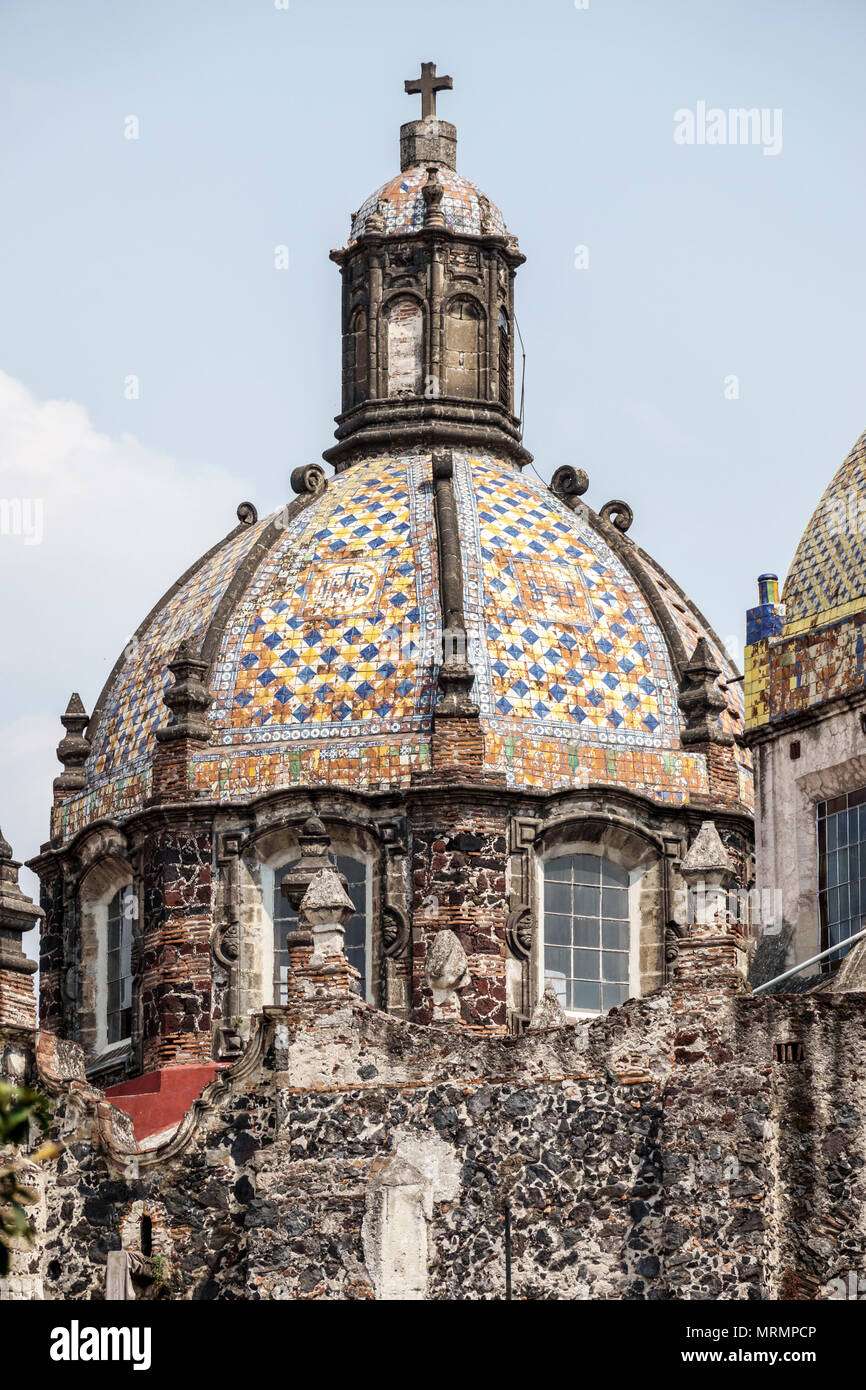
xmin=349 ymin=166 xmax=507 ymax=243
xmin=56 ymin=450 xmax=751 ymax=841
xmin=783 ymin=428 xmax=866 ymax=626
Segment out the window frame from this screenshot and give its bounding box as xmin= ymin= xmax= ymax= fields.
xmin=78 ymin=857 xmax=135 ymax=1069
xmin=536 ymin=843 xmax=641 ymax=1019
xmin=816 ymin=786 xmax=866 ymax=968
xmin=104 ymin=886 xmax=135 ymax=1047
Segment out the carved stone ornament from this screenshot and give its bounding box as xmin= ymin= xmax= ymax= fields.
xmin=599 ymin=499 xmax=634 ymax=533
xmin=528 ymin=981 xmax=567 ymax=1032
xmin=382 ymin=904 xmax=410 ymax=959
xmin=213 ymin=921 xmax=240 ymax=967
xmin=290 ymin=464 xmax=327 ymax=498
xmin=550 ymin=466 xmax=589 ymax=510
xmin=505 ymin=898 xmax=533 ymax=961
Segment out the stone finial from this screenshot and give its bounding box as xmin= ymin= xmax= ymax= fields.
xmin=528 ymin=981 xmax=567 ymax=1032
xmin=299 ymin=866 xmax=354 ymax=930
xmin=678 ymin=638 xmax=733 ymax=746
xmin=425 ymin=930 xmax=469 ymax=996
xmin=155 ymin=640 xmax=213 ymax=743
xmin=680 ymin=820 xmax=736 ymax=886
xmin=297 ymin=866 xmax=359 ymax=990
xmin=280 ymin=816 xmax=345 ymax=911
xmin=0 ymin=828 xmax=41 ymax=976
xmin=422 ymin=167 xmax=446 ymax=229
xmin=53 ymin=692 xmax=91 ymax=801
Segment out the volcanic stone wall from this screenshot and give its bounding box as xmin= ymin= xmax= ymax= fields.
xmin=4 ymin=938 xmax=866 ymax=1302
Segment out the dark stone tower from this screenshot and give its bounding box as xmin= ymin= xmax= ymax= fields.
xmin=325 ymin=63 xmax=529 ymax=471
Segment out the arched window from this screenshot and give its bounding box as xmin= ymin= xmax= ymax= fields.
xmin=386 ymin=297 xmax=423 ymax=397
xmin=444 ymin=296 xmax=483 ymax=397
xmin=350 ymin=307 xmax=368 ymax=406
xmin=105 ymin=887 xmax=135 ymax=1044
xmin=273 ymin=856 xmax=369 ymax=1002
xmin=498 ymin=309 xmax=510 ymax=408
xmin=543 ymin=854 xmax=630 ymax=1013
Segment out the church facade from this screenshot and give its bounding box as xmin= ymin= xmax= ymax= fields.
xmin=1 ymin=67 xmax=864 ymax=1303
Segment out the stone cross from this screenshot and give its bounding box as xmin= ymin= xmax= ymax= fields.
xmin=404 ymin=62 xmax=453 ymax=119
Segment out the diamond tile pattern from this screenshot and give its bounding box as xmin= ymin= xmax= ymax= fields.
xmin=783 ymin=430 xmax=866 ymax=628
xmin=87 ymin=517 xmax=270 ymax=783
xmin=210 ymin=456 xmax=437 ymax=743
xmin=459 ymin=459 xmax=679 ymax=746
xmin=56 ymin=449 xmax=753 ymax=836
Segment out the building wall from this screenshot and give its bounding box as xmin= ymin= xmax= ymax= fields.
xmin=6 ymin=932 xmax=866 ymax=1303
xmin=752 ymin=705 xmax=866 ymax=969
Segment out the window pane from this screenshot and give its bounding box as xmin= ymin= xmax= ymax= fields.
xmin=602 ymin=919 xmax=628 ymax=950
xmin=602 ymin=951 xmax=628 ymax=983
xmin=571 ymin=855 xmax=601 ymax=884
xmin=545 ymin=858 xmax=571 ymax=882
xmin=544 ymin=880 xmax=571 ymax=915
xmin=570 ymin=980 xmax=601 ymax=1011
xmin=544 ymin=946 xmax=571 ymax=979
xmin=574 ymin=948 xmax=601 ymax=980
xmin=545 ymin=971 xmax=567 ymax=1006
xmin=602 ymin=982 xmax=628 ymax=1009
xmin=546 ymin=914 xmax=572 ymax=946
xmin=573 ymin=883 xmax=600 ymax=917
xmin=572 ymin=916 xmax=599 ymax=948
xmin=601 ymin=860 xmax=629 ymax=888
xmin=601 ymin=886 xmax=629 ymax=919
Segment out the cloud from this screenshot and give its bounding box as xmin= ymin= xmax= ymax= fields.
xmin=0 ymin=369 xmax=241 ymax=869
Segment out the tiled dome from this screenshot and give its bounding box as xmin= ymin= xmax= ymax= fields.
xmin=57 ymin=453 xmax=751 ymax=840
xmin=783 ymin=429 xmax=866 ymax=627
xmin=349 ymin=166 xmax=506 ymax=242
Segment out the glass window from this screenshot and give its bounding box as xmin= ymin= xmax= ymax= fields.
xmin=273 ymin=856 xmax=368 ymax=1002
xmin=543 ymin=854 xmax=630 ymax=1012
xmin=106 ymin=887 xmax=134 ymax=1044
xmin=817 ymin=789 xmax=866 ymax=965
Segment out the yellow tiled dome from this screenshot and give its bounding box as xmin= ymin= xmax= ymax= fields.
xmin=57 ymin=452 xmax=751 ymax=840
xmin=783 ymin=429 xmax=866 ymax=628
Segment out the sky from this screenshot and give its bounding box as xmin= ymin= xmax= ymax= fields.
xmin=1 ymin=0 xmax=864 ymax=907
